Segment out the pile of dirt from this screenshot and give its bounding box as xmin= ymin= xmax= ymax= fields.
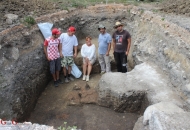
xmin=0 ymin=0 xmax=63 ymax=31
xmin=0 ymin=0 xmax=189 ymax=31
xmin=0 ymin=0 xmax=61 ymax=17
xmin=159 ymin=0 xmax=190 ymax=16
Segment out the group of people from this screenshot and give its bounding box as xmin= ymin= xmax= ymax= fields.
xmin=44 ymin=21 xmax=131 ymax=87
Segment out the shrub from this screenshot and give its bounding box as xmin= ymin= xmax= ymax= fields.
xmin=23 ymin=16 xmax=36 ymax=27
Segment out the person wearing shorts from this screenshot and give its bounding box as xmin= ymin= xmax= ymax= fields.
xmin=81 ymin=36 xmax=96 ymax=81
xmin=59 ymin=26 xmax=78 ymax=83
xmin=44 ymin=28 xmax=63 ymax=87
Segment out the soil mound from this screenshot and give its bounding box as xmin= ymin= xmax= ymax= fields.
xmin=160 ymin=0 xmax=190 ymax=16
xmin=0 ymin=0 xmax=62 ymax=30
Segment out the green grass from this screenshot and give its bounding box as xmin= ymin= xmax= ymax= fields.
xmin=43 ymin=0 xmax=163 ymax=11
xmin=22 ymin=16 xmax=36 ymax=28
xmin=57 ymin=122 xmax=77 ymax=130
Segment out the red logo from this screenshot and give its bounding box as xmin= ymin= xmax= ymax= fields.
xmin=0 ymin=119 xmax=6 ymax=125
xmin=11 ymin=119 xmax=17 ymax=125
xmin=0 ymin=118 xmax=18 ymax=125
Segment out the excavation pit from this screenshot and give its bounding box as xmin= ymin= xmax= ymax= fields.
xmin=1 ymin=3 xmax=190 ymax=130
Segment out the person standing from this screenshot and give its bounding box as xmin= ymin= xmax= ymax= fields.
xmin=112 ymin=22 xmax=131 ymax=73
xmin=44 ymin=28 xmax=63 ymax=87
xmin=98 ymin=24 xmax=112 ymax=74
xmin=59 ymin=26 xmax=78 ymax=83
xmin=81 ymin=36 xmax=96 ymax=81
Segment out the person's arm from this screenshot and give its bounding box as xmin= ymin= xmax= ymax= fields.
xmin=73 ymin=36 xmax=78 ymax=58
xmin=106 ymin=34 xmax=112 ymax=56
xmin=73 ymin=46 xmax=78 ymax=58
xmin=126 ymin=38 xmax=131 ymax=56
xmin=59 ymin=34 xmax=64 ymax=58
xmin=81 ymin=45 xmax=88 ymax=62
xmin=106 ymin=43 xmax=111 ymax=56
xmin=44 ymin=40 xmax=50 ymax=61
xmin=59 ymin=42 xmax=63 ymax=58
xmin=112 ymin=38 xmax=116 ymax=53
xmin=81 ymin=45 xmax=86 ymax=57
xmin=89 ymin=45 xmax=96 ymax=60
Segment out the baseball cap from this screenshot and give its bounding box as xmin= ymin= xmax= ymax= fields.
xmin=52 ymin=28 xmax=61 ymax=35
xmin=68 ymin=26 xmax=76 ymax=32
xmin=98 ymin=24 xmax=106 ymax=30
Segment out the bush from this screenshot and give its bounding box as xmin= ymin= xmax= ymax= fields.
xmin=57 ymin=122 xmax=77 ymax=130
xmin=23 ymin=16 xmax=36 ymax=27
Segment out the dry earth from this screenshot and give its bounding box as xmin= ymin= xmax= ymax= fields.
xmin=0 ymin=0 xmax=189 ymax=31
xmin=1 ymin=0 xmax=190 ymax=129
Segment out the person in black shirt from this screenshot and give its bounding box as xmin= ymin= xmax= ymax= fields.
xmin=112 ymin=22 xmax=131 ymax=73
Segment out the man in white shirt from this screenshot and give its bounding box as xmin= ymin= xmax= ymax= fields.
xmin=59 ymin=26 xmax=78 ymax=83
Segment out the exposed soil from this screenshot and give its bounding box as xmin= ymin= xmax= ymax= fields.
xmin=28 ymin=73 xmax=139 ymax=130
xmin=1 ymin=0 xmax=190 ymax=129
xmin=0 ymin=0 xmax=189 ymax=31
xmin=159 ymin=0 xmax=190 ymax=16
xmin=0 ymin=0 xmax=65 ymax=30
xmin=27 ymin=36 xmax=139 ymax=129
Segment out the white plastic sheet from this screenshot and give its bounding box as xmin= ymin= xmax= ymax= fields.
xmin=68 ymin=64 xmax=82 ymax=78
xmin=37 ymin=22 xmax=53 ymax=39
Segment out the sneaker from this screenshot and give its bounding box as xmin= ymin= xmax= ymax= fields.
xmin=82 ymin=75 xmax=86 ymax=81
xmin=68 ymin=76 xmax=74 ymax=81
xmin=57 ymin=79 xmax=63 ymax=84
xmin=100 ymin=71 xmax=106 ymax=75
xmin=86 ymin=75 xmax=89 ymax=82
xmin=65 ymin=78 xmax=69 ymax=83
xmin=54 ymin=81 xmax=58 ymax=87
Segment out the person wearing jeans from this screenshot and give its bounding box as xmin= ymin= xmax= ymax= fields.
xmin=112 ymin=22 xmax=131 ymax=73
xmin=98 ymin=24 xmax=112 ymax=74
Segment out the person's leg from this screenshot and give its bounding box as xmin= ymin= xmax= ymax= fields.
xmin=55 ymin=58 xmax=60 ymax=80
xmin=63 ymin=67 xmax=67 ymax=77
xmin=67 ymin=56 xmax=74 ymax=81
xmin=86 ymin=62 xmax=92 ymax=82
xmin=55 ymin=71 xmax=59 ymax=80
xmin=83 ymin=64 xmax=87 ymax=75
xmin=82 ymin=58 xmax=87 ymax=80
xmin=50 ymin=60 xmax=58 ymax=87
xmin=68 ymin=66 xmax=72 ymax=75
xmin=61 ymin=57 xmax=67 ymax=77
xmin=104 ymin=54 xmax=111 ymax=72
xmin=86 ymin=58 xmax=95 ymax=81
xmin=120 ymin=52 xmax=127 ymax=73
xmin=52 ymin=74 xmax=56 ymax=81
xmin=87 ymin=63 xmax=92 ymax=76
xmin=61 ymin=57 xmax=69 ymax=83
xmin=114 ymin=52 xmax=122 ymax=72
xmin=55 ymin=58 xmax=63 ymax=83
xmin=98 ymin=54 xmax=106 ymax=73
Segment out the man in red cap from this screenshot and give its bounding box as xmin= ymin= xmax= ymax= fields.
xmin=44 ymin=28 xmax=63 ymax=87
xmin=59 ymin=26 xmax=78 ymax=83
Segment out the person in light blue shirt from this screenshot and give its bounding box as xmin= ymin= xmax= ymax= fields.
xmin=98 ymin=24 xmax=112 ymax=73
